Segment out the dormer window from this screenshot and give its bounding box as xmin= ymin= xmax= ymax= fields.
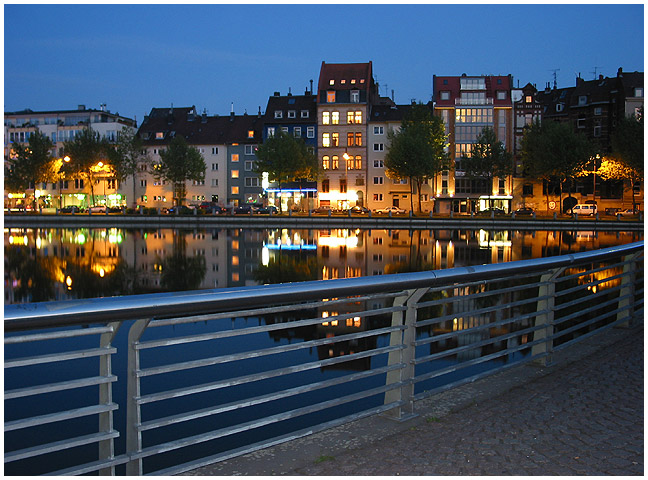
xmin=351 ymin=90 xmax=360 ymax=103
xmin=360 ymin=79 xmax=365 ymax=84
xmin=301 ymin=110 xmax=309 ymax=118
xmin=556 ymin=103 xmax=564 ymax=112
xmin=329 ymin=79 xmax=335 ymax=86
xmin=578 ymin=95 xmax=587 ymax=106
xmin=274 ymin=111 xmax=283 ymax=119
xmin=525 ymin=95 xmax=533 ymax=103
xmin=247 ymin=130 xmax=254 ymax=138
xmin=288 ymin=110 xmax=296 ymax=118
xmin=340 ymin=79 xmax=346 ymax=84
xmin=155 ymin=132 xmax=164 ymax=140
xmin=327 ymin=91 xmax=336 ymax=103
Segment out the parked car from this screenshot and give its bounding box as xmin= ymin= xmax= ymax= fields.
xmin=514 ymin=207 xmax=534 ymax=216
xmin=605 ymin=207 xmax=621 ymax=216
xmin=572 ymin=204 xmax=597 ymax=216
xmin=478 ymin=207 xmax=506 ymax=215
xmin=618 ymin=208 xmax=641 ymax=216
xmin=60 ymin=205 xmax=82 ymax=213
xmin=256 ymin=205 xmax=278 ymax=214
xmin=374 ymin=206 xmax=406 ymax=215
xmin=198 ymin=202 xmax=223 ymax=213
xmin=348 ymin=206 xmax=370 ymax=214
xmin=88 ymin=205 xmax=108 ymax=213
xmin=166 ymin=205 xmax=194 ymax=215
xmin=234 ymin=205 xmax=253 ymax=214
xmin=313 ymin=205 xmax=335 ymax=214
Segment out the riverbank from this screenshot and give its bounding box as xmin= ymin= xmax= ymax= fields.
xmin=4 ymin=212 xmax=644 ymax=231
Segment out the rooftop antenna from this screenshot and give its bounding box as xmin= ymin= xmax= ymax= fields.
xmin=591 ymin=66 xmax=601 ymax=79
xmin=549 ymin=68 xmax=560 ymax=89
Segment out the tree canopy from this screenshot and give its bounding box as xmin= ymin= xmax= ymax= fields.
xmin=107 ymin=126 xmax=150 ymax=208
xmin=5 ymin=130 xmax=56 ymax=208
xmin=609 ymin=110 xmax=643 ymax=209
xmin=384 ymin=103 xmax=449 ymax=212
xmin=154 ymin=135 xmax=206 ymax=206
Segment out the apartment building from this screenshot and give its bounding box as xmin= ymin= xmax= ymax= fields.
xmin=316 ymin=61 xmax=378 ymax=210
xmin=4 ymin=105 xmax=136 ymax=209
xmin=432 ymin=74 xmax=515 ymax=214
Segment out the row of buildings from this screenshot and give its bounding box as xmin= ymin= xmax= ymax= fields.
xmin=4 ymin=62 xmax=644 ymax=214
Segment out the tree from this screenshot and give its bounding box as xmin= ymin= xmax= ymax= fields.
xmin=461 ymin=127 xmax=513 ymax=210
xmin=154 ymin=135 xmax=206 ymax=206
xmin=520 ymin=120 xmax=595 ymax=214
xmin=384 ymin=103 xmax=449 ymax=212
xmin=254 ymin=131 xmax=318 ymax=213
xmin=107 ymin=126 xmax=150 ymax=208
xmin=62 ymin=128 xmax=113 ymax=207
xmin=5 ymin=130 xmax=56 ymax=209
xmin=609 ymin=111 xmax=644 ymax=210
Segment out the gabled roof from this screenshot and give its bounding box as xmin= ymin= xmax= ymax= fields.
xmin=317 ymin=61 xmax=373 ymax=101
xmin=264 ymin=93 xmax=317 ymax=124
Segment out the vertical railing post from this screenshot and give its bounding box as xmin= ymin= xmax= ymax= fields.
xmin=531 ymin=268 xmax=564 ymax=366
xmin=384 ymin=288 xmax=426 ymax=421
xmin=125 ymin=319 xmax=151 ymax=476
xmin=617 ymin=252 xmax=641 ymax=327
xmin=98 ymin=322 xmax=122 ymax=476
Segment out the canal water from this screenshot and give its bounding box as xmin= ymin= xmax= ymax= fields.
xmin=4 ymin=226 xmax=642 ymax=474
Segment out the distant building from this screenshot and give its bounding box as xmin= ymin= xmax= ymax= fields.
xmin=432 ymin=74 xmax=515 ymax=214
xmin=316 ymin=61 xmax=378 ymax=210
xmin=4 ymin=104 xmax=136 ymax=209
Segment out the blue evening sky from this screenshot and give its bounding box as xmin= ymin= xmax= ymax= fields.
xmin=4 ymin=3 xmax=644 ymax=123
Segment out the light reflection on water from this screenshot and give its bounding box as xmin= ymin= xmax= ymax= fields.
xmin=4 ymin=226 xmax=642 ymax=304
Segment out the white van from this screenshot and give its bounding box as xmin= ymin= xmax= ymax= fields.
xmin=572 ymin=204 xmax=597 ymax=216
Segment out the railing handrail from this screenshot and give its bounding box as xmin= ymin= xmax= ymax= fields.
xmin=5 ymin=241 xmax=644 ymax=332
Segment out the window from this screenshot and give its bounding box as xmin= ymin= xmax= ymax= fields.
xmin=323 ymin=112 xmax=330 ymax=125
xmin=525 ymin=95 xmax=533 ymax=103
xmin=322 ymin=156 xmax=330 ymax=170
xmin=373 ymin=143 xmax=384 ymax=152
xmin=156 ymin=132 xmax=164 ymax=140
xmin=322 ymin=133 xmax=330 ymax=147
xmin=374 ymin=126 xmax=384 ymax=135
xmin=593 ymin=121 xmax=601 ymax=137
xmin=245 ymin=145 xmax=255 ymax=155
xmin=556 ymin=104 xmax=564 ymax=112
xmin=247 ymin=130 xmax=254 ymax=139
xmin=211 ymin=179 xmax=218 ymax=187
xmin=331 ymin=156 xmax=339 ymax=170
xmin=288 ymin=110 xmax=296 ymax=118
xmin=373 ymin=176 xmax=384 ymax=185
xmin=373 ymin=160 xmax=384 ymax=168
xmin=245 ymin=177 xmax=260 ymax=187
xmin=307 ymin=126 xmax=315 ymax=138
xmin=294 ymin=127 xmax=301 ymax=137
xmin=460 ymin=77 xmax=486 ymax=90
xmin=578 ymin=95 xmax=587 ymax=106
xmin=594 ymin=107 xmax=602 ymax=116
xmin=232 ymin=170 xmax=239 ymax=178
xmin=635 ymin=88 xmax=643 ymax=97
xmin=331 ymin=111 xmax=339 ymax=124
xmin=267 ymin=127 xmax=275 ymax=138
xmin=347 ymin=110 xmax=363 ymax=124
xmin=301 ymin=110 xmax=309 ymax=118
xmin=231 ymin=154 xmax=239 ymax=162
xmin=231 ymin=186 xmax=239 ymax=195
xmin=340 ymin=179 xmax=347 ymax=193
xmin=192 ymin=179 xmax=205 ymax=186
xmin=211 ymin=147 xmax=219 ymax=154
xmin=327 ymin=91 xmax=336 ymax=103
xmin=373 ymin=193 xmax=383 ymax=201
xmin=322 ymin=179 xmax=329 ymax=193
xmin=577 ymin=116 xmax=586 ymax=128
xmin=329 ymin=79 xmax=335 ymax=86
xmin=393 ymin=178 xmax=408 ymax=185
xmin=440 ymin=91 xmax=450 ymax=100
xmin=212 ymin=163 xmax=218 ymax=171
xmin=497 ymin=91 xmax=507 ymax=100
xmin=522 ymin=183 xmax=533 ymax=196
xmin=139 ymin=179 xmax=146 ymax=187
xmin=331 ymin=133 xmax=339 ymax=146
xmin=245 ymin=160 xmax=254 ymax=171
xmin=274 ymin=111 xmax=283 ymax=119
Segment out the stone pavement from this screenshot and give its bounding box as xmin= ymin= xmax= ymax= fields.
xmin=188 ymin=323 xmax=643 ymax=476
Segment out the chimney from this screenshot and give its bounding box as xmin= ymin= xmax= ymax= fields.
xmin=310 ymin=79 xmax=313 ymax=94
xmin=617 ymin=67 xmax=623 ymax=77
xmin=274 ymin=91 xmax=280 ymax=96
xmin=230 ymin=102 xmax=235 ymax=122
xmin=78 ymin=104 xmax=86 ymax=111
xmin=391 ymin=89 xmax=395 ymax=102
xmin=288 ymin=87 xmax=292 ymax=96
xmin=258 ymin=106 xmax=262 ymax=118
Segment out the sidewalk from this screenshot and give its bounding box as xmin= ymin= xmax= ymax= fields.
xmin=188 ymin=323 xmax=643 ymax=476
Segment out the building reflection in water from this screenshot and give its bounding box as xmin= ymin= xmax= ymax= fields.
xmin=4 ymin=226 xmax=641 ymax=371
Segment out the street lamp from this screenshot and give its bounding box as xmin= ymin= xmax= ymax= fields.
xmin=59 ymin=155 xmax=70 ymax=209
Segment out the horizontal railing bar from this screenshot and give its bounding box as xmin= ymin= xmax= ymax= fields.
xmin=411 ymin=337 xmax=547 ymax=385
xmin=150 ymin=399 xmax=406 ymax=476
xmin=4 ymin=325 xmax=114 ymax=344
xmin=6 ymin=242 xmax=641 ymax=331
xmin=417 ymin=279 xmax=544 ymax=310
xmin=139 ymin=363 xmax=403 ymax=432
xmin=5 ymin=375 xmax=117 ymax=400
xmin=413 ymin=323 xmax=542 ymax=365
xmin=5 ymin=346 xmax=116 ymax=369
xmin=138 ymin=325 xmax=403 ymax=377
xmin=139 ymin=305 xmax=403 ymax=350
xmin=412 ymin=350 xmax=549 ymax=401
xmin=553 ymin=304 xmax=629 ymax=341
xmin=4 ymin=403 xmax=118 ymax=432
xmin=555 ymin=293 xmax=629 ymax=325
xmin=148 ymin=291 xmax=408 ymax=328
xmin=556 ymin=259 xmax=627 ymax=283
xmin=4 ymin=430 xmax=119 ymax=463
xmin=49 ymin=454 xmax=131 ymax=476
xmin=422 ymin=270 xmax=545 ymax=296
xmin=553 ymin=313 xmax=641 ymax=354
xmin=555 ymin=273 xmax=625 ymax=300
xmin=138 ymin=344 xmax=402 ymax=405
xmin=134 ymin=381 xmax=406 ymax=460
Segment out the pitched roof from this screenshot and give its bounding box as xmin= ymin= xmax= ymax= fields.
xmin=264 ymin=93 xmax=317 ymax=124
xmin=317 ymin=61 xmax=373 ymax=101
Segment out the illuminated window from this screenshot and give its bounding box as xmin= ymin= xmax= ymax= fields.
xmin=267 ymin=127 xmax=275 ymax=137
xmin=332 ymin=156 xmax=339 ymax=170
xmin=231 ymin=186 xmax=239 ymax=194
xmin=247 ymin=130 xmax=254 ymax=138
xmin=155 ymin=132 xmax=164 ymax=139
xmin=322 ymin=133 xmax=330 ymax=147
xmin=525 ymin=95 xmax=533 ymax=103
xmin=231 ymin=154 xmax=239 ymax=162
xmin=231 ymin=170 xmax=239 ymax=178
xmin=355 ymin=132 xmax=362 ymax=146
xmin=331 ymin=133 xmax=339 ymax=147
xmin=347 ymin=132 xmax=354 ymax=146
xmin=331 ymin=111 xmax=339 ymax=124
xmin=348 ymin=111 xmax=362 ymax=124
xmin=323 ymin=112 xmax=330 ymax=125
xmin=329 ymin=79 xmax=335 ymax=86
xmin=322 ymin=156 xmax=330 ymax=170
xmin=327 ymin=91 xmax=336 ymax=103
xmin=354 ymin=156 xmax=362 ymax=169
xmin=232 ymin=256 xmax=239 ymax=266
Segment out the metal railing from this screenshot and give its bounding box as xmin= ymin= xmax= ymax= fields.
xmin=4 ymin=241 xmax=643 ymax=475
